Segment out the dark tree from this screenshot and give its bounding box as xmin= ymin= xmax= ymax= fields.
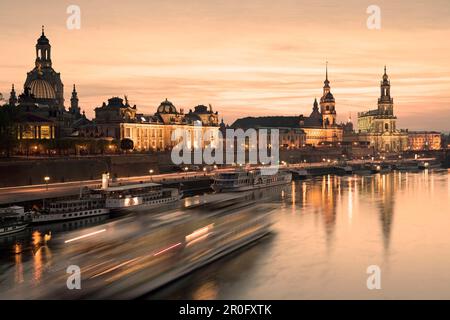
xmin=120 ymin=138 xmax=134 ymax=152
xmin=0 ymin=104 xmax=19 ymax=157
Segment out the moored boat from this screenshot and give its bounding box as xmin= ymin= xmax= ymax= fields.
xmin=101 ymin=182 xmax=182 ymax=213
xmin=335 ymin=165 xmax=353 ymax=175
xmin=28 ymin=194 xmax=109 ymax=224
xmin=212 ymin=168 xmax=292 ymax=192
xmin=370 ymin=164 xmax=392 ymax=174
xmin=290 ymin=168 xmax=310 ymax=179
xmin=0 ymin=206 xmax=29 ymax=236
xmin=418 ymin=161 xmax=441 ymax=170
xmin=0 ymin=222 xmax=28 ymax=237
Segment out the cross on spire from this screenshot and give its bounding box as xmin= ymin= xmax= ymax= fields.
xmin=323 ymin=61 xmax=330 ymax=89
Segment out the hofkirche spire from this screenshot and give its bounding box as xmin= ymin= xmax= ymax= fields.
xmin=378 ymin=66 xmax=394 ymax=115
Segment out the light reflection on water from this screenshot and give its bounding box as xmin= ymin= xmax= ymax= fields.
xmin=2 ymin=170 xmax=450 ymax=299
xmin=149 ymin=170 xmax=450 ymax=299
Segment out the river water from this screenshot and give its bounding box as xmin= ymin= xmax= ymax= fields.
xmin=2 ymin=170 xmax=450 ymax=299
xmin=150 ymin=169 xmax=450 ymax=299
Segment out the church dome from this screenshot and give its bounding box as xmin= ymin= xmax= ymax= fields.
xmin=29 ymin=79 xmax=56 ymax=99
xmin=322 ymin=92 xmax=335 ymax=102
xmin=157 ymin=98 xmax=177 ymax=114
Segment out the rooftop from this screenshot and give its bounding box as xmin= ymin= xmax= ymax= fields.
xmin=100 ymin=182 xmax=162 ymax=192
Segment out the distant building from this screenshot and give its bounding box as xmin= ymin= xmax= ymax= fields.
xmin=226 ymin=117 xmax=306 ymax=149
xmin=232 ymin=64 xmax=343 ymax=146
xmin=357 ymin=67 xmax=409 ymax=152
xmin=408 ymin=131 xmax=441 ymax=150
xmin=80 ymin=97 xmax=220 ymax=151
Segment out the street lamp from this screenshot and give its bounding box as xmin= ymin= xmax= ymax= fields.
xmin=44 ymin=176 xmax=50 ymax=190
xmin=149 ymin=169 xmax=154 ymax=181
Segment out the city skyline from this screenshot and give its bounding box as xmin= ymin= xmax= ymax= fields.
xmin=1 ymin=0 xmax=450 ymax=131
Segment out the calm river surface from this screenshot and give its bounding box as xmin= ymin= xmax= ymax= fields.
xmin=150 ymin=169 xmax=450 ymax=299
xmin=1 ymin=170 xmax=450 ymax=299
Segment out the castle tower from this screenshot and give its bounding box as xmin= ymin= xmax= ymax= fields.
xmin=378 ymin=66 xmax=394 ymax=115
xmin=9 ymin=84 xmax=18 ymax=106
xmin=69 ymin=84 xmax=81 ymax=116
xmin=320 ymin=62 xmax=337 ymax=128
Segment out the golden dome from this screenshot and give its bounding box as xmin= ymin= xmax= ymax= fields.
xmin=29 ymin=79 xmax=56 ymax=99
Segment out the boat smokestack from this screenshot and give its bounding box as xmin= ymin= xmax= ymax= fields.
xmin=102 ymin=173 xmax=110 ymax=190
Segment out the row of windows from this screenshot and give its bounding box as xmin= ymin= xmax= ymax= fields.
xmin=51 ymin=201 xmax=101 ymax=208
xmin=61 ymin=210 xmax=103 ymax=218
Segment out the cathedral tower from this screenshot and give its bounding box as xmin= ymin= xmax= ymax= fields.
xmin=378 ymin=66 xmax=394 ymax=115
xmin=320 ymin=62 xmax=337 ymax=128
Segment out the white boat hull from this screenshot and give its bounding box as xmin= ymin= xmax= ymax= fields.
xmin=109 ymin=195 xmax=182 ymax=214
xmin=212 ymin=175 xmax=292 ymax=192
xmin=0 ymin=223 xmax=28 ymax=236
xmin=31 ymin=208 xmax=110 ymax=224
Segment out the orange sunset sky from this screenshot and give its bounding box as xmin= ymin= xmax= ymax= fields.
xmin=1 ymin=0 xmax=450 ymax=131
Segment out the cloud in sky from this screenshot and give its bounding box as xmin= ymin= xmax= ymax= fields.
xmin=1 ymin=0 xmax=450 ymax=131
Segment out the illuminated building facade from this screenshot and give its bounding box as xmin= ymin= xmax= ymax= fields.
xmin=232 ymin=64 xmax=343 ymax=147
xmin=80 ymin=97 xmax=220 ymax=151
xmin=357 ymin=67 xmax=409 ymax=152
xmin=408 ymin=131 xmax=441 ymax=150
xmin=299 ymin=64 xmax=343 ymax=145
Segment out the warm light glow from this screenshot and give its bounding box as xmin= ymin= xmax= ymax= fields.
xmin=153 ymin=242 xmax=182 ymax=256
xmin=64 ymin=229 xmax=107 ymax=243
xmin=2 ymin=2 xmax=450 ymax=131
xmin=186 ymin=224 xmax=214 ymax=243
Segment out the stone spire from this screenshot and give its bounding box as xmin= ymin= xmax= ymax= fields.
xmin=9 ymin=84 xmax=18 ymax=106
xmin=312 ymin=97 xmax=319 ymax=112
xmin=380 ymin=66 xmax=391 ymax=100
xmin=323 ymin=61 xmax=330 ymax=94
xmin=378 ymin=66 xmax=394 ymax=115
xmin=70 ymin=84 xmax=80 ymax=115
